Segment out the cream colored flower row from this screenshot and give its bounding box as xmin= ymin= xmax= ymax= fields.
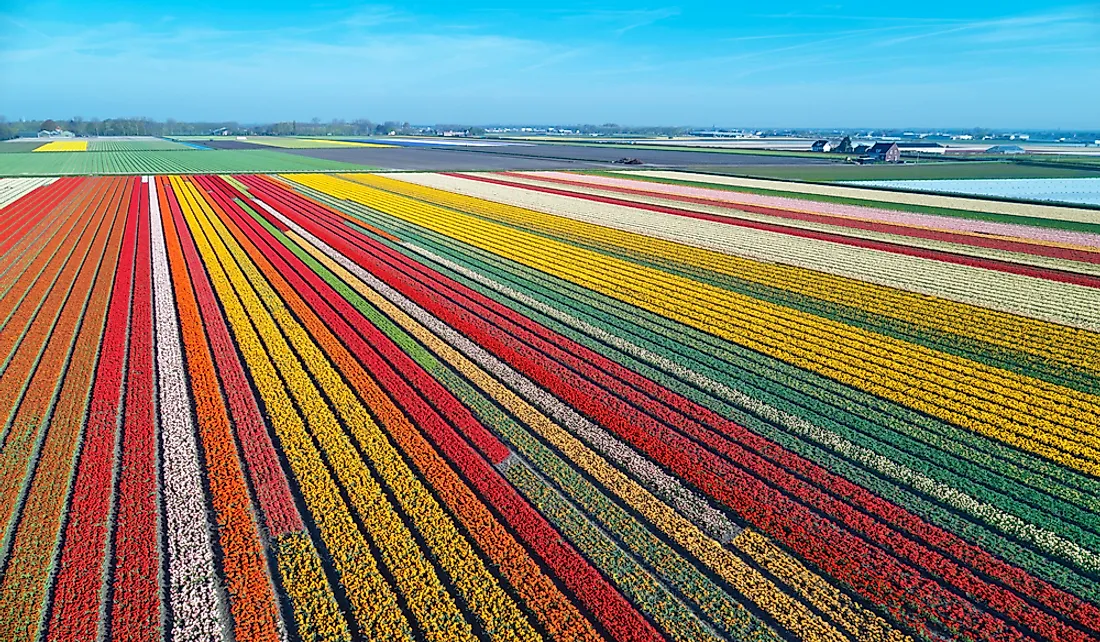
xmin=0 ymin=177 xmax=56 ymax=208
xmin=148 ymin=179 xmax=228 ymax=642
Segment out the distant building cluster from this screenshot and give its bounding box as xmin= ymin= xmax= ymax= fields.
xmin=811 ymin=137 xmax=900 ymax=163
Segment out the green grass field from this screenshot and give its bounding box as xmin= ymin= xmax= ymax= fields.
xmin=0 ymin=141 xmax=47 ymax=153
xmin=0 ymin=149 xmax=380 ymax=176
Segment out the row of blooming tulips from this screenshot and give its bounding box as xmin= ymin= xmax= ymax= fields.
xmin=0 ymin=171 xmax=1097 ymax=641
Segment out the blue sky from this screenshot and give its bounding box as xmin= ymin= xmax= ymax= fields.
xmin=1 ymin=1 xmax=1097 ymax=128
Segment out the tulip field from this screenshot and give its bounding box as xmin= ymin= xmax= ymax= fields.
xmin=0 ymin=169 xmax=1097 ymax=642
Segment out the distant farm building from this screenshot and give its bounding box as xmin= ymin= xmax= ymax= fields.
xmin=866 ymin=142 xmax=901 ymax=163
xmin=985 ymin=145 xmax=1026 ymax=155
xmin=811 ymin=136 xmax=852 ymax=153
xmin=37 ymin=128 xmax=75 ymax=138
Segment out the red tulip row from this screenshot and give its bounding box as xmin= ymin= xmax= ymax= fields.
xmin=255 ymin=175 xmax=1092 ymax=641
xmin=449 ymin=172 xmax=1100 ymax=290
xmin=238 ymin=173 xmax=666 ymax=642
xmin=46 ymin=179 xmax=140 ymax=642
xmin=492 ymin=171 xmax=1100 ymax=264
xmin=107 ymin=178 xmax=162 ymax=642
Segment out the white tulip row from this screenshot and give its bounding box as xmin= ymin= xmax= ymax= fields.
xmin=407 ymin=241 xmax=1099 ymax=573
xmin=623 ymin=170 xmax=1100 ymax=225
xmin=148 ymin=178 xmax=228 ymax=641
xmin=0 ymin=177 xmax=56 ymax=209
xmin=392 ymin=173 xmax=1100 ymax=331
xmin=252 ymin=198 xmax=740 ymax=543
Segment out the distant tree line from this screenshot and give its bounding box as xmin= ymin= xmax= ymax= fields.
xmin=0 ymin=116 xmax=432 ymax=139
xmin=0 ymin=116 xmax=700 ymax=140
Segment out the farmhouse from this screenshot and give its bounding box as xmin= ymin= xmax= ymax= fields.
xmin=811 ymin=136 xmax=852 ymax=153
xmin=866 ymin=142 xmax=901 ymax=163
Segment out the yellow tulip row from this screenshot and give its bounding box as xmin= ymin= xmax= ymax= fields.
xmin=291 ymin=230 xmax=907 ymax=642
xmin=273 ymin=533 xmax=352 ymax=642
xmin=341 ymin=173 xmax=1100 ymax=374
xmin=291 ymin=175 xmax=1100 ymax=477
xmin=33 ymin=140 xmax=88 ymax=152
xmin=197 ymin=191 xmax=541 ymax=642
xmin=170 ymin=177 xmax=414 ymax=641
xmin=179 ymin=180 xmax=493 ymax=642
